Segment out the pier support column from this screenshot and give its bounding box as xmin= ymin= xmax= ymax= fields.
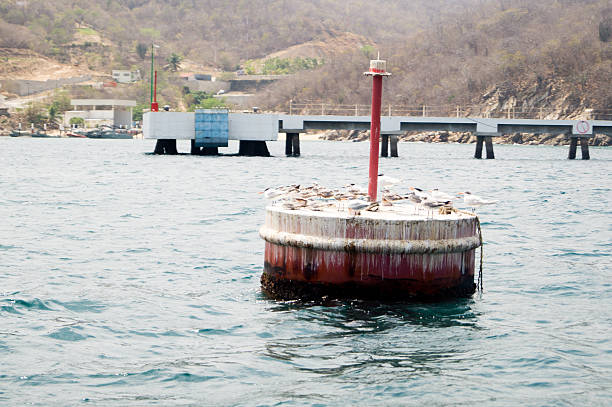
xmin=390 ymin=135 xmax=399 ymax=157
xmin=568 ymin=137 xmax=578 ymax=159
xmin=154 ymin=139 xmax=178 ymax=155
xmin=201 ymin=147 xmax=219 ymax=156
xmin=580 ymin=138 xmax=590 ymax=160
xmin=474 ymin=135 xmax=484 ymax=159
xmin=291 ymin=133 xmax=300 ymax=157
xmin=381 ymin=134 xmax=389 ymax=157
xmin=238 ymin=140 xmax=270 ymax=157
xmin=285 ymin=134 xmax=293 ymax=156
xmin=485 ymin=136 xmax=495 ymax=159
xmin=190 ymin=139 xmax=200 ymax=155
xmin=190 ymin=140 xmax=219 ymax=156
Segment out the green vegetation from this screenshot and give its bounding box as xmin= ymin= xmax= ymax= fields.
xmin=136 ymin=43 xmax=148 ymax=59
xmin=76 ymin=27 xmax=98 ymax=36
xmin=184 ymin=91 xmax=228 ymax=110
xmin=23 ymin=103 xmax=47 ymax=126
xmin=47 ymin=93 xmax=71 ymax=124
xmin=132 ymin=102 xmax=149 ymax=122
xmin=600 ymin=17 xmax=612 ymax=42
xmin=69 ymin=117 xmax=85 ymax=126
xmin=360 ymin=45 xmax=376 ymax=59
xmin=166 ymin=53 xmax=182 ymax=72
xmin=244 ymin=57 xmax=322 ymax=75
xmin=139 ymin=27 xmax=160 ymax=38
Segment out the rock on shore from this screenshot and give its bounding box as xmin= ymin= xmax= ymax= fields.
xmin=318 ymin=130 xmax=611 ymax=146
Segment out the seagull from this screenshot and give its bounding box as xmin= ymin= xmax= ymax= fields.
xmin=429 ymin=189 xmax=454 ymax=202
xmin=263 ymin=188 xmax=286 ymax=200
xmin=421 ymin=197 xmax=451 ymax=218
xmin=457 ymin=191 xmax=498 ymax=211
xmin=346 ymin=199 xmax=373 ymax=215
xmin=379 ymin=174 xmax=401 ymax=190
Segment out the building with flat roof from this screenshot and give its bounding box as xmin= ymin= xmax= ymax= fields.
xmin=64 ymin=99 xmax=137 ymax=128
xmin=111 ymin=70 xmax=141 ymax=84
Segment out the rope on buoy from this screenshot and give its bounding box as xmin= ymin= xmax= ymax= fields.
xmin=475 ymin=215 xmax=483 ymax=292
xmin=451 ymin=208 xmax=483 ymax=292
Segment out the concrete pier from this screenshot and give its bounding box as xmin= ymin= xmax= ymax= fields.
xmin=144 ymin=110 xmax=611 ymax=160
xmin=475 ymin=136 xmax=484 ymax=159
xmin=381 ymin=134 xmax=389 ymax=157
xmin=238 ymin=140 xmax=270 ymax=156
xmin=475 ymin=134 xmax=495 ymax=159
xmin=568 ymin=138 xmax=578 ymax=159
xmin=284 ymin=133 xmax=301 ymax=157
xmin=568 ymin=136 xmax=590 ymax=160
xmin=485 ymin=136 xmax=495 ymax=159
xmin=153 ymin=139 xmax=178 ymax=155
xmin=390 ymin=135 xmax=398 ymax=157
xmin=190 ymin=140 xmax=219 ymax=155
xmin=580 ymin=138 xmax=590 ymax=160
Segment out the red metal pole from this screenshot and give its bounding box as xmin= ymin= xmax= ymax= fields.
xmin=368 ymin=74 xmax=383 ymax=201
xmin=151 ymin=70 xmax=159 ymax=112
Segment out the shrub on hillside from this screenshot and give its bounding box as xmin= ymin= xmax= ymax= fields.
xmin=599 ymin=18 xmax=611 ymax=42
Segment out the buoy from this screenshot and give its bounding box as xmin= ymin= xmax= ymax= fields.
xmin=259 ymin=57 xmax=483 ymax=301
xmin=260 ymin=205 xmax=480 ymax=300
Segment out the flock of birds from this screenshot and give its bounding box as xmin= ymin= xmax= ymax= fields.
xmin=262 ymin=175 xmax=498 ymax=217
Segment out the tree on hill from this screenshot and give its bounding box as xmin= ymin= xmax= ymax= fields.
xmin=136 ymin=43 xmax=148 ymax=59
xmin=166 ymin=53 xmax=182 ymax=71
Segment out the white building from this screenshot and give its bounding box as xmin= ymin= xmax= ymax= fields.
xmin=111 ymin=70 xmax=141 ymax=83
xmin=64 ymin=99 xmax=137 ymax=128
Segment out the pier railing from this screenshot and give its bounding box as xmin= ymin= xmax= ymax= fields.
xmin=286 ymin=101 xmax=612 ymax=120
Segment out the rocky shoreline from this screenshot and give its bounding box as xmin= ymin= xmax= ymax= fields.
xmin=318 ymin=130 xmax=611 ymax=146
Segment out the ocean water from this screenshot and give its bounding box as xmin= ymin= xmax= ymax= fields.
xmin=1 ymin=138 xmax=610 ymax=406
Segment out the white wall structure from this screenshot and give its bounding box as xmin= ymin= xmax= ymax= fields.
xmin=143 ymin=112 xmax=278 ymax=141
xmin=64 ymin=99 xmax=136 ymax=128
xmin=144 ymin=112 xmax=195 ymax=140
xmin=228 ymin=113 xmax=278 ymax=141
xmin=112 ymin=70 xmax=141 ymax=83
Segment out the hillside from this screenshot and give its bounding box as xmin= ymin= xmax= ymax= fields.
xmin=257 ymin=0 xmax=612 ymax=116
xmin=0 ymin=0 xmax=610 ymax=126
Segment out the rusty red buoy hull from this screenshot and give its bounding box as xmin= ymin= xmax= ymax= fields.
xmin=260 ymin=207 xmax=481 ymax=301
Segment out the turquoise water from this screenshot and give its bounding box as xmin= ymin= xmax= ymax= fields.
xmin=1 ymin=138 xmax=611 ymax=406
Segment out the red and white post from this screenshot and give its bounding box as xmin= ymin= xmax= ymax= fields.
xmin=151 ymin=70 xmax=159 ymax=112
xmin=364 ymin=58 xmax=391 ymax=202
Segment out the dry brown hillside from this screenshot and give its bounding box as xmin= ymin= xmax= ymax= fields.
xmin=0 ymin=48 xmax=102 ymax=81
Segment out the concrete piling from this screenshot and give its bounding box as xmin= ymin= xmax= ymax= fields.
xmin=381 ymin=134 xmax=389 ymax=157
xmin=390 ymin=135 xmax=399 ymax=157
xmin=485 ymin=136 xmax=495 ymax=159
xmin=475 ymin=135 xmax=484 ymax=159
xmin=153 ymin=139 xmax=178 ymax=155
xmin=291 ymin=133 xmax=300 ymax=157
xmin=285 ymin=134 xmax=293 ymax=156
xmin=580 ymin=138 xmax=590 ymax=160
xmin=285 ymin=133 xmax=300 ymax=157
xmin=238 ymin=140 xmax=270 ymax=157
xmin=568 ymin=138 xmax=578 ymax=159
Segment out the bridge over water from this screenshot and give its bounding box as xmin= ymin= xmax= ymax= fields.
xmin=144 ymin=108 xmax=612 ymax=160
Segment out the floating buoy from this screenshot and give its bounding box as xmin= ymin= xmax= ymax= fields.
xmin=260 ymin=205 xmax=481 ymax=300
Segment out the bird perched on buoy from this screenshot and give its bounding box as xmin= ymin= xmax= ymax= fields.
xmin=346 ymin=199 xmax=377 ymax=215
xmin=378 ymin=174 xmax=401 ymax=187
xmin=457 ymin=191 xmax=497 ymax=211
xmin=429 ymin=189 xmax=454 ymax=202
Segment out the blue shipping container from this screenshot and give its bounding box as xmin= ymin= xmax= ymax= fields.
xmin=195 ymin=109 xmax=229 ymax=148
